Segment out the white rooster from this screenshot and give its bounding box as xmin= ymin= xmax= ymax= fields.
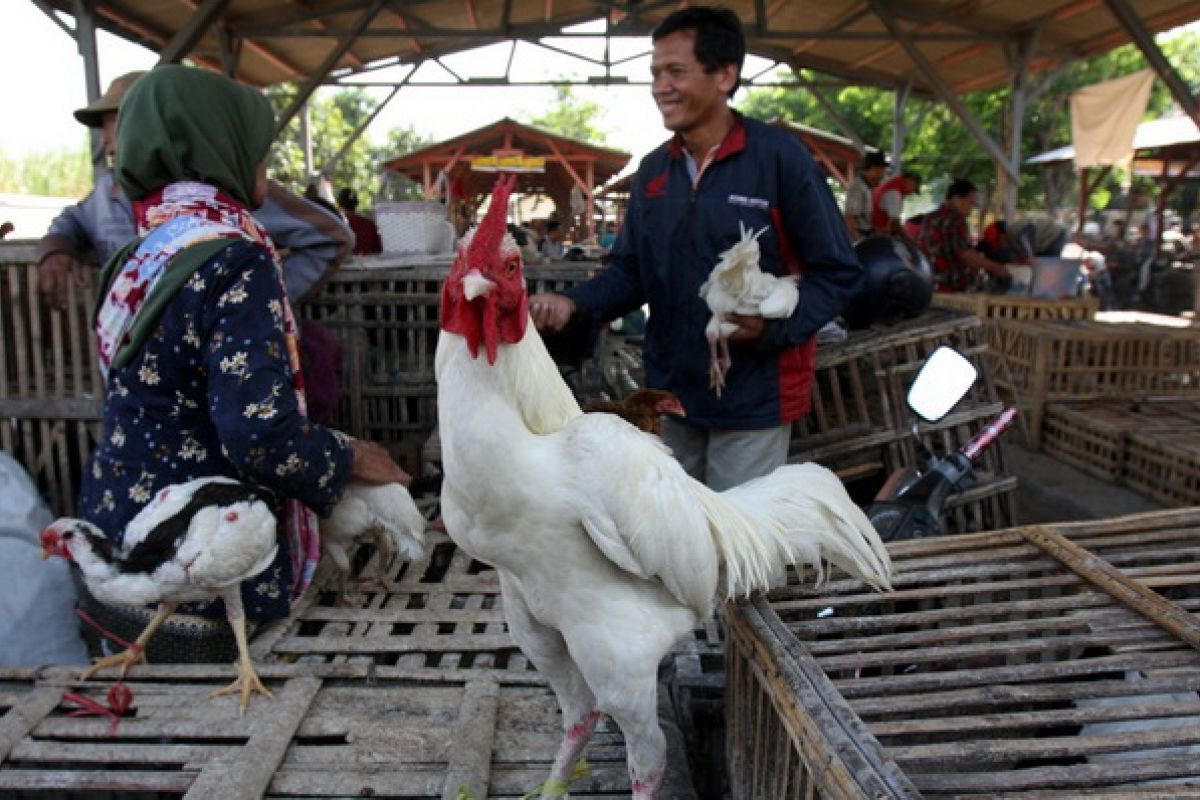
xmin=436 ymin=176 xmax=891 ymax=799
xmin=319 ymin=481 xmax=427 ymax=602
xmin=699 ymin=221 xmax=800 ymax=395
xmin=40 ymin=477 xmax=278 ymax=713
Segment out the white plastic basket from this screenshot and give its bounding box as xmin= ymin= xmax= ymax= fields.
xmin=376 ymin=201 xmax=455 ymax=256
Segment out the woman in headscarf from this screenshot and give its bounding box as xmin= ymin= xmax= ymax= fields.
xmin=78 ymin=65 xmax=407 ymax=662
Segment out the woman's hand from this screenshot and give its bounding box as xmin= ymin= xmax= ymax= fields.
xmin=350 ymin=440 xmax=412 ymax=486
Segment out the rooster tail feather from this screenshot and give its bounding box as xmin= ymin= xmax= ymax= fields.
xmin=694 ymin=463 xmax=892 ymax=599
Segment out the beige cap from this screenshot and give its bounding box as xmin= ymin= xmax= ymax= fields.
xmin=73 ymin=70 xmax=148 ymax=127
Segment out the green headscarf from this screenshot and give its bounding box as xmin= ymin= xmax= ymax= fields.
xmin=115 ymin=64 xmax=275 ymax=207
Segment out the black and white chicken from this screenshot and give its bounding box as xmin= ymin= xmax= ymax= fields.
xmin=318 ymin=480 xmax=427 ymax=603
xmin=40 ymin=476 xmax=277 ymax=713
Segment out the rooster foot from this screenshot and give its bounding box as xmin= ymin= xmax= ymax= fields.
xmin=210 ymin=660 xmax=273 ymax=715
xmin=81 ymin=646 xmax=146 ymax=681
xmin=709 ymin=362 xmax=727 ymax=398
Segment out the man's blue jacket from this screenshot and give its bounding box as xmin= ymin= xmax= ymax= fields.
xmin=567 ymin=114 xmax=862 ymax=429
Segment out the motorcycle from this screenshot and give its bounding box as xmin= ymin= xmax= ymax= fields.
xmin=866 ymin=346 xmax=1018 ymax=542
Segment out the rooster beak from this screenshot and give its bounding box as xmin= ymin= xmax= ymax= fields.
xmin=39 ymin=544 xmax=50 ymax=560
xmin=462 ymin=269 xmax=495 ymax=301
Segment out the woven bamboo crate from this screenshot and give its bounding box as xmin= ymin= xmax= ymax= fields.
xmin=726 ymin=508 xmax=1200 ymax=798
xmin=0 ymin=669 xmax=635 ymax=799
xmin=795 ymin=309 xmax=1017 ymax=534
xmin=932 ymin=292 xmax=1098 ymax=323
xmin=991 ymin=318 xmax=1200 ymax=448
xmin=1043 ymin=397 xmax=1200 ymax=482
xmin=1124 ymin=428 xmax=1200 ymax=507
xmin=0 ymin=256 xmax=103 ymax=517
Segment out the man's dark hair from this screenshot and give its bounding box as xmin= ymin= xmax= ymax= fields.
xmin=336 ymin=187 xmax=359 ymax=211
xmin=652 ymin=6 xmax=745 ymax=99
xmin=546 ymin=220 xmax=561 ymax=232
xmin=946 ymin=178 xmax=977 ymax=200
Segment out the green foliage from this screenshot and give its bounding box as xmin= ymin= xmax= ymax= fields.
xmin=264 ymin=86 xmax=432 ymax=209
xmin=738 ymin=29 xmax=1200 ymax=218
xmin=0 ymin=144 xmax=93 ymax=198
xmin=522 ymin=85 xmax=610 ymax=144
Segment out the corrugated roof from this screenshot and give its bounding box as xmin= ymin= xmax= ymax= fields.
xmin=39 ymin=0 xmax=1200 ymax=95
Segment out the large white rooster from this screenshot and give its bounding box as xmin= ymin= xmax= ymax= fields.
xmin=699 ymin=221 xmax=800 ymax=395
xmin=435 ymin=176 xmax=891 ymax=799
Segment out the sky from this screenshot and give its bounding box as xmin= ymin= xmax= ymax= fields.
xmin=0 ymin=2 xmax=681 ymax=171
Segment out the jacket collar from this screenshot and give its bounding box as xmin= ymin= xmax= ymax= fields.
xmin=667 ymin=110 xmax=747 ymax=162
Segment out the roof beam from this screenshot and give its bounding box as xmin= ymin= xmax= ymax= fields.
xmin=319 ymin=82 xmax=404 ymax=178
xmin=790 ymin=68 xmax=865 ymax=152
xmin=868 ymin=0 xmax=1019 ymax=182
xmin=1102 ymin=0 xmax=1200 ymax=132
xmin=157 ymin=0 xmax=229 ymax=65
xmin=275 ymin=0 xmax=385 ymax=134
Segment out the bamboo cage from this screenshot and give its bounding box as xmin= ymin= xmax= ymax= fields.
xmin=0 ymin=245 xmax=601 ymax=515
xmin=0 ymin=247 xmax=102 ymax=517
xmin=1043 ymin=396 xmax=1200 ymax=484
xmin=726 ymin=507 xmax=1200 ymax=798
xmin=990 ymin=318 xmax=1200 ymax=447
xmin=932 ymin=292 xmax=1098 ymax=324
xmin=797 ymin=309 xmax=1017 ymax=534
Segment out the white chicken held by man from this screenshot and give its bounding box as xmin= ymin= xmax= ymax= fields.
xmin=436 ymin=176 xmax=891 ymax=799
xmin=699 ymin=221 xmax=800 ymax=395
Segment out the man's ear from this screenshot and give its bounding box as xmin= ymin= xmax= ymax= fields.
xmin=715 ymin=63 xmax=739 ymax=96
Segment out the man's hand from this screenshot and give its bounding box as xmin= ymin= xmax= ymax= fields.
xmin=37 ymin=252 xmax=89 ymax=311
xmin=528 ymin=292 xmax=576 ymax=332
xmin=726 ymin=313 xmax=765 ymax=343
xmin=350 ymin=439 xmax=412 ymax=486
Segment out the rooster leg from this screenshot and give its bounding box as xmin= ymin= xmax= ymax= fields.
xmin=82 ymin=602 xmax=175 ymax=680
xmin=501 ymin=577 xmax=598 ymax=798
xmin=210 ymin=589 xmax=272 ymax=715
xmin=604 ymin=678 xmax=666 ymax=800
xmin=370 ymin=529 xmax=394 ymax=589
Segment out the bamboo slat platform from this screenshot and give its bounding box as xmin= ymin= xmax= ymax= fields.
xmin=725 ymin=507 xmax=1200 ymax=799
xmin=0 ymin=669 xmax=635 ymax=799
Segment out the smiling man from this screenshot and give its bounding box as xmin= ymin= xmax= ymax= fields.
xmin=529 ymin=6 xmax=861 ymax=490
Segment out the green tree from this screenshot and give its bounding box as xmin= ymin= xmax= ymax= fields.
xmin=264 ymin=86 xmax=431 ymax=209
xmin=523 ymin=85 xmax=610 ymax=144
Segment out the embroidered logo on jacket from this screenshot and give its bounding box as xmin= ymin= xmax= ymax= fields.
xmin=644 ymin=172 xmax=668 ymax=198
xmin=728 ymin=194 xmax=770 ymax=210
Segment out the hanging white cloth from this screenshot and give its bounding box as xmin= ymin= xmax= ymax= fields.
xmin=1070 ymin=69 xmax=1155 ymax=168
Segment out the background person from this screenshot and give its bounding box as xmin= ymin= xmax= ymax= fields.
xmin=336 ymin=186 xmax=383 ymax=255
xmin=843 ymin=151 xmax=888 ymax=242
xmin=35 ymin=71 xmax=353 ymax=311
xmin=871 ymin=170 xmax=922 ymax=246
xmin=540 ymin=219 xmax=566 ymax=260
xmin=917 ymin=178 xmax=1011 ymax=293
xmin=528 ymin=6 xmax=861 ymax=491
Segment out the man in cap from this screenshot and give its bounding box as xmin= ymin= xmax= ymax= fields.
xmin=35 ymin=70 xmax=354 ymax=310
xmin=843 ymin=150 xmax=888 ymax=243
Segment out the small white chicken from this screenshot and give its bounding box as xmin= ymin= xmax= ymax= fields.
xmin=699 ymin=221 xmax=800 ymax=395
xmin=319 ymin=481 xmax=426 ymax=602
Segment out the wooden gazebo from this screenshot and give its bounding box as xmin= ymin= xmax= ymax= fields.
xmin=381 ymin=118 xmax=630 ymax=240
xmin=770 ymin=119 xmax=881 ymax=189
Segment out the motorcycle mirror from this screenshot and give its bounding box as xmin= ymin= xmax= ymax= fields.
xmin=906 ymin=346 xmax=978 ymax=423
